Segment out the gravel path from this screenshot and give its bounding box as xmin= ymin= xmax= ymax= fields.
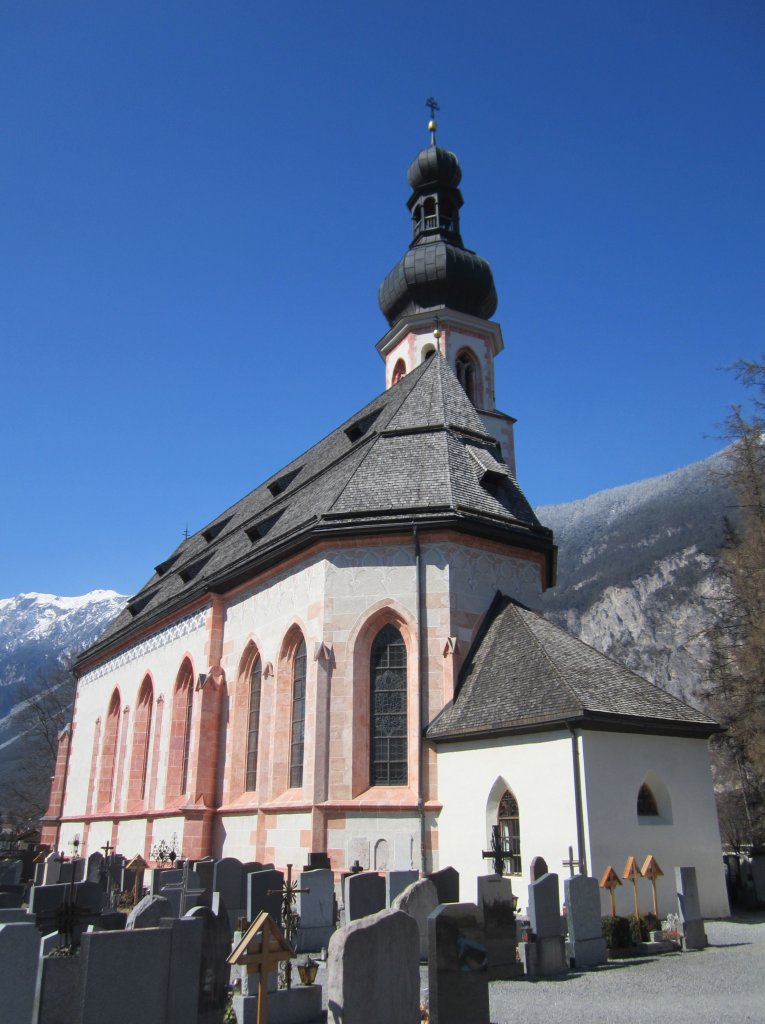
xmin=479 ymin=916 xmax=765 ymax=1024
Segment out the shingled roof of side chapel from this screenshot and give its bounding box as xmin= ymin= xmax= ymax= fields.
xmin=81 ymin=352 xmax=554 ymax=663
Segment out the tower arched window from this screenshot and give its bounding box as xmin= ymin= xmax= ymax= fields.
xmin=370 ymin=624 xmax=407 ymax=786
xmin=245 ymin=655 xmax=262 ymax=792
xmin=423 ymin=196 xmax=437 ymax=230
xmin=392 ymin=359 xmax=406 ymax=385
xmin=289 ymin=638 xmax=307 ymax=788
xmin=497 ymin=789 xmax=521 ymax=874
xmin=456 ymin=350 xmax=479 ymax=405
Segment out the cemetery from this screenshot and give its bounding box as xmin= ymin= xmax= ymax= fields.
xmin=0 ymin=838 xmax=760 ymax=1024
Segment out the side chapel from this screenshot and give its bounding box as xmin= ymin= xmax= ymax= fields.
xmin=43 ymin=116 xmax=729 ymax=917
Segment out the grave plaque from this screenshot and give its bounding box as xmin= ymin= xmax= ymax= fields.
xmin=428 ymin=903 xmax=489 ymax=1024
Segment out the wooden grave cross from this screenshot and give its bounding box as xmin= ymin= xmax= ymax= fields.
xmin=125 ymin=854 xmax=149 ymax=906
xmin=622 ymin=856 xmax=642 ymax=920
xmin=481 ymin=825 xmax=514 ymax=878
xmin=562 ymin=845 xmax=580 ymax=878
xmin=599 ymin=865 xmax=622 ymax=917
xmin=640 ymin=855 xmax=664 ymax=917
xmin=227 ymin=912 xmax=295 ymax=1024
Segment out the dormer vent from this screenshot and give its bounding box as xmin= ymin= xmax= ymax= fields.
xmin=202 ymin=516 xmax=232 ymax=543
xmin=179 ymin=555 xmax=212 ymax=584
xmin=267 ymin=467 xmax=303 ymax=498
xmin=155 ymin=554 xmax=181 ymax=577
xmin=345 ymin=408 xmax=383 ymax=443
xmin=245 ymin=508 xmax=286 ymax=544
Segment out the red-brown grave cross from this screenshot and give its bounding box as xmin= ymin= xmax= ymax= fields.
xmin=622 ymin=856 xmax=642 ymax=920
xmin=640 ymin=855 xmax=664 ymax=917
xmin=266 ymin=863 xmax=309 ymax=990
xmin=227 ymin=912 xmax=295 ymax=1024
xmin=599 ymin=865 xmax=622 ymax=917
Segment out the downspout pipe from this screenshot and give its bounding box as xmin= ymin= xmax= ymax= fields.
xmin=566 ymin=722 xmax=588 ymax=876
xmin=413 ymin=524 xmax=428 ymax=874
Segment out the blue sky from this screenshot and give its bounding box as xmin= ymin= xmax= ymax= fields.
xmin=2 ymin=1 xmax=763 ymax=598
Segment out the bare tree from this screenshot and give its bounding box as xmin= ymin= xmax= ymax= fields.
xmin=701 ymin=360 xmax=765 ymax=847
xmin=0 ymin=665 xmax=76 ymax=826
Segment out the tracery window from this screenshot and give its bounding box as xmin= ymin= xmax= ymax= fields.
xmin=456 ymin=350 xmax=479 ymax=405
xmin=370 ymin=624 xmax=407 ymax=786
xmin=97 ymin=689 xmax=121 ymax=810
xmin=245 ymin=655 xmax=262 ymax=792
xmin=289 ymin=638 xmax=307 ymax=788
xmin=127 ymin=675 xmax=154 ymax=803
xmin=498 ymin=789 xmax=522 ymax=874
xmin=637 ymin=782 xmax=659 ymax=816
xmin=167 ymin=658 xmax=195 ymax=798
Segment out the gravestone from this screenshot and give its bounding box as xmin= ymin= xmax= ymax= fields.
xmin=426 ymin=866 xmax=460 ymax=904
xmin=303 ymin=851 xmax=331 ymax=872
xmin=675 ymin=866 xmax=707 ymax=949
xmin=126 ymin=893 xmax=171 ymax=929
xmin=0 ymin=921 xmax=39 ymax=1024
xmin=0 ymin=890 xmax=24 ymax=908
xmin=428 ymin=902 xmax=489 ymax=1024
xmin=295 ymin=868 xmax=336 ymax=952
xmin=151 ymin=867 xmax=184 ymax=896
xmin=193 ymin=857 xmax=215 ymax=896
xmin=530 ymin=856 xmax=548 ymax=881
xmin=391 ymin=877 xmax=439 ymax=960
xmin=477 ymin=874 xmax=520 ymax=979
xmin=34 ymin=861 xmax=46 ymax=886
xmin=386 ymin=869 xmax=419 ymax=906
xmin=212 ymin=857 xmax=244 ymax=921
xmin=58 ymin=861 xmax=74 ymax=885
xmin=0 ymin=907 xmax=35 ymax=923
xmin=749 ymin=853 xmax=765 ymax=904
xmin=29 ymin=880 xmax=104 ymax=938
xmin=344 ymin=872 xmax=386 ymax=922
xmin=42 ymin=852 xmax=62 ymax=886
xmin=186 ymin=903 xmax=231 ymax=1024
xmin=0 ymin=859 xmax=23 ymax=885
xmin=328 ymin=908 xmax=419 ymax=1024
xmin=520 ymin=873 xmax=567 ymax=978
xmin=72 ymin=859 xmax=86 ymax=882
xmin=564 ymin=874 xmax=607 ymax=968
xmin=86 ymin=851 xmax=104 ymax=884
xmin=246 ymin=868 xmax=283 ymax=925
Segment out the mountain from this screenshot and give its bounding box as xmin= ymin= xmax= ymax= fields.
xmin=535 ymin=449 xmax=732 ymax=706
xmin=0 ymin=590 xmax=127 ymax=733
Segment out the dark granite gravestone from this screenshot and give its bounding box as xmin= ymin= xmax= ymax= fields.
xmin=386 ymin=870 xmax=419 ymax=906
xmin=126 ymin=894 xmax=171 ymax=929
xmin=240 ymin=862 xmax=263 ymax=913
xmin=530 ymin=856 xmax=549 ymax=881
xmin=427 ymin=866 xmax=460 ymax=905
xmin=303 ymin=851 xmax=332 ymax=872
xmin=0 ymin=860 xmax=23 ymax=885
xmin=58 ymin=862 xmax=74 ymax=885
xmin=186 ymin=903 xmax=231 ymax=1024
xmin=108 ymin=855 xmax=127 ymax=893
xmin=0 ymin=920 xmax=39 ymax=1024
xmin=29 ymin=880 xmax=104 ymax=939
xmin=193 ymin=859 xmax=215 ymax=896
xmin=0 ymin=891 xmax=24 ymax=908
xmin=295 ymin=868 xmax=336 ymax=951
xmin=477 ymin=874 xmax=520 ymax=979
xmin=212 ymin=857 xmax=244 ymax=920
xmin=344 ymin=872 xmax=386 ymax=922
xmin=428 ymin=903 xmax=489 ymax=1024
xmin=246 ymin=868 xmax=283 ymax=925
xmin=151 ymin=868 xmax=184 ymax=896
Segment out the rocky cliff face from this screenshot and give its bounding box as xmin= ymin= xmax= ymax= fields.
xmin=535 ymin=450 xmax=732 ymax=705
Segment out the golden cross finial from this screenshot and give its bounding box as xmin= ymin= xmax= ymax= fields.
xmin=425 ymin=96 xmax=439 ymax=144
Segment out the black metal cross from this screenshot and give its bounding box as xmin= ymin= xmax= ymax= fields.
xmin=482 ymin=825 xmax=513 ymax=878
xmin=267 ymin=863 xmax=310 ymax=990
xmin=425 ymin=96 xmax=440 ymax=119
xmin=101 ymin=841 xmax=114 ymax=859
xmin=425 ymin=96 xmax=440 ymax=145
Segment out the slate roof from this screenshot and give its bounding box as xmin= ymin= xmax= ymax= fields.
xmin=426 ymin=594 xmax=720 ymax=741
xmin=80 ymin=356 xmax=554 ymax=667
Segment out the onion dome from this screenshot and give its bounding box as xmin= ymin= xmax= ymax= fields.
xmin=379 ymin=136 xmax=497 ymax=327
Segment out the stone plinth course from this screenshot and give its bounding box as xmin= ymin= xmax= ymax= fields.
xmin=428 ymin=902 xmax=489 ymax=1024
xmin=328 ymin=907 xmax=420 ymax=1024
xmin=392 ymin=877 xmax=439 ymax=960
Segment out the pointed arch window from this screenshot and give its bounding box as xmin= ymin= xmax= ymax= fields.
xmin=392 ymin=359 xmax=406 ymax=385
xmin=167 ymin=659 xmax=194 ymax=798
xmin=245 ymin=655 xmax=262 ymax=792
xmin=456 ymin=350 xmax=479 ymax=405
xmin=637 ymin=782 xmax=659 ymax=817
xmin=497 ymin=789 xmax=521 ymax=874
xmin=127 ymin=676 xmax=154 ymax=804
xmin=370 ymin=624 xmax=407 ymax=786
xmin=97 ymin=689 xmax=121 ymax=811
xmin=289 ymin=638 xmax=307 ymax=788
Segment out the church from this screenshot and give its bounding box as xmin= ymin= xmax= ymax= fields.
xmin=42 ymin=116 xmax=729 ymax=918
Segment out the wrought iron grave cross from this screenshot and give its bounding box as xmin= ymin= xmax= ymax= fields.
xmin=482 ymin=825 xmax=513 ymax=877
xmin=267 ymin=863 xmax=310 ymax=990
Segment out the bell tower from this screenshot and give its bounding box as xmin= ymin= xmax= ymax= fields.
xmin=376 ymin=103 xmax=516 ymax=472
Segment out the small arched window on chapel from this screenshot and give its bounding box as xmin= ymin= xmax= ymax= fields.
xmin=637 ymin=782 xmax=659 ymax=817
xmin=497 ymin=789 xmax=522 ymax=874
xmin=455 ymin=350 xmax=479 ymax=405
xmin=289 ymin=639 xmax=307 ymax=788
xmin=370 ymin=624 xmax=407 ymax=786
xmin=245 ymin=655 xmax=262 ymax=792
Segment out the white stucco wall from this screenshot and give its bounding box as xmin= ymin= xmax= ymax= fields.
xmin=580 ymin=730 xmax=729 ymax=918
xmin=435 ymin=731 xmax=578 ymax=912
